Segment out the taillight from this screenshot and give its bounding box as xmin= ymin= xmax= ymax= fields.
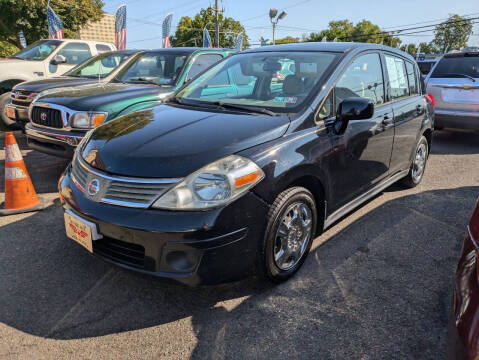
xmin=425 ymin=93 xmax=435 ymax=108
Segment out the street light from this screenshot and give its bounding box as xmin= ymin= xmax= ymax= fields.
xmin=269 ymin=8 xmax=287 ymax=45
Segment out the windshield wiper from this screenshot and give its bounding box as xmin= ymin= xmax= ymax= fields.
xmin=127 ymin=77 xmax=160 ymax=86
xmin=209 ymin=101 xmax=275 ymax=116
xmin=442 ymin=73 xmax=476 ymax=82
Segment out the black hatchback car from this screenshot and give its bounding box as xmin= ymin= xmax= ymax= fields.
xmin=59 ymin=42 xmax=433 ymax=285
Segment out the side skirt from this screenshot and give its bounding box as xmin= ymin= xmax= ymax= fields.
xmin=323 ymin=169 xmax=409 ymax=229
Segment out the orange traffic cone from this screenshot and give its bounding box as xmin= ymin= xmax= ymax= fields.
xmin=0 ymin=132 xmax=47 ymax=215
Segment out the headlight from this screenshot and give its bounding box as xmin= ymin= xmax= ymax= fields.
xmin=151 ymin=155 xmax=264 ymax=210
xmin=70 ymin=112 xmax=108 ymax=129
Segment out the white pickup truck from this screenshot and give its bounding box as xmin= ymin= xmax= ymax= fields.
xmin=0 ymin=39 xmax=115 ymax=128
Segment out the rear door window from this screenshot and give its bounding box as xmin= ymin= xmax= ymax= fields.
xmin=385 ymin=55 xmax=409 ymax=99
xmin=57 ymin=42 xmax=92 ymax=64
xmin=96 ymin=44 xmax=112 ymax=53
xmin=430 ymin=55 xmax=479 ymax=79
xmin=405 ymin=61 xmax=418 ymax=95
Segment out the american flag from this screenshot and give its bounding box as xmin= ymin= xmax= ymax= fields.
xmin=162 ymin=13 xmax=173 ymax=48
xmin=203 ymin=27 xmax=213 ymax=48
xmin=234 ymin=31 xmax=244 ymax=51
xmin=115 ymin=5 xmax=127 ymax=50
xmin=19 ymin=31 xmax=27 ymax=48
xmin=47 ymin=6 xmax=64 ymax=40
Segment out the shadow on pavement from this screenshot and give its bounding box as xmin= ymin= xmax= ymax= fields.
xmin=432 ymin=130 xmax=479 ymax=155
xmin=1 ymin=186 xmax=477 ymax=359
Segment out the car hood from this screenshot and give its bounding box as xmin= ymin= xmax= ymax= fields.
xmin=14 ymin=77 xmax=99 ymax=93
xmin=81 ymin=104 xmax=290 ymax=178
xmin=36 ymin=83 xmax=173 ymax=111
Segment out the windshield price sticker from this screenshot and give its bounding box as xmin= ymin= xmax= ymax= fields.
xmin=273 ymin=96 xmax=298 ymax=104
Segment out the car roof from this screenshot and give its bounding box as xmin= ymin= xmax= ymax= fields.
xmin=39 ymin=38 xmax=114 ymax=47
xmin=146 ymin=47 xmax=235 ymax=54
xmin=243 ymin=42 xmax=415 ymax=60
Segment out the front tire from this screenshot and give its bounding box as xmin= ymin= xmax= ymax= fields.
xmin=261 ymin=187 xmax=318 ymax=282
xmin=401 ymin=135 xmax=429 ymax=188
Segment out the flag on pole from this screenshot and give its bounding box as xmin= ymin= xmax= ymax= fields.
xmin=162 ymin=13 xmax=173 ymax=48
xmin=19 ymin=31 xmax=27 ymax=48
xmin=416 ymin=44 xmax=421 ymax=59
xmin=203 ymin=27 xmax=213 ymax=48
xmin=47 ymin=5 xmax=64 ymax=39
xmin=234 ymin=32 xmax=244 ymax=51
xmin=333 ymin=38 xmax=337 ymax=42
xmin=115 ymin=5 xmax=127 ymax=50
xmin=321 ymin=36 xmax=326 ymax=42
xmin=259 ymin=36 xmax=268 ymax=47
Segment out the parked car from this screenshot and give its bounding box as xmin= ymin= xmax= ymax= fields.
xmin=58 ymin=42 xmax=433 ymax=285
xmin=26 ymin=48 xmax=235 ymax=158
xmin=449 ymin=199 xmax=479 ymax=359
xmin=4 ymin=50 xmax=141 ymax=128
xmin=426 ymin=51 xmax=479 ymax=130
xmin=0 ymin=39 xmax=115 ymax=128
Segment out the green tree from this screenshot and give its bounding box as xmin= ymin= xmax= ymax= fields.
xmin=0 ymin=0 xmax=104 ymax=50
xmin=400 ymin=43 xmax=418 ymax=55
xmin=274 ymin=36 xmax=300 ymax=45
xmin=171 ymin=8 xmax=248 ymax=48
xmin=308 ymin=20 xmax=354 ymax=42
xmin=432 ymin=14 xmax=473 ymax=52
xmin=417 ymin=42 xmax=438 ymax=54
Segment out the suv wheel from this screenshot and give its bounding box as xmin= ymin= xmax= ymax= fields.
xmin=402 ymin=135 xmax=429 ymax=188
xmin=261 ymin=187 xmax=318 ymax=282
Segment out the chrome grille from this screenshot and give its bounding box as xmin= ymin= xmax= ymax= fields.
xmin=10 ymin=90 xmax=35 ymax=107
xmin=71 ymin=155 xmax=179 ymax=208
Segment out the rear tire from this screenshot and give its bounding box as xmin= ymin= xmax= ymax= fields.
xmin=0 ymin=92 xmax=19 ymax=131
xmin=261 ymin=187 xmax=318 ymax=282
xmin=401 ymin=135 xmax=429 ymax=188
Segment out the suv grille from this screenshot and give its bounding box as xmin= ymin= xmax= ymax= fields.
xmin=31 ymin=106 xmax=63 ymax=128
xmin=71 ymin=156 xmax=179 ymax=208
xmin=11 ymin=90 xmax=35 ymax=107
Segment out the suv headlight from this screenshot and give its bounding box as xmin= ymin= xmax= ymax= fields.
xmin=151 ymin=155 xmax=264 ymax=210
xmin=70 ymin=112 xmax=108 ymax=129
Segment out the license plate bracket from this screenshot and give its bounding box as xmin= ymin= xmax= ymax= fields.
xmin=64 ymin=210 xmax=102 ymax=253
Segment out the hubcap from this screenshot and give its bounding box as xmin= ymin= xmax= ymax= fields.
xmin=412 ymin=142 xmax=427 ymax=183
xmin=274 ymin=202 xmax=313 ymax=271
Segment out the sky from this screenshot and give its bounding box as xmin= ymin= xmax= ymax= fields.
xmin=101 ymin=0 xmax=479 ymax=49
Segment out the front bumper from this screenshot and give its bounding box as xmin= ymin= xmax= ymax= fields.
xmin=435 ymin=110 xmax=479 ymax=130
xmin=5 ymin=104 xmax=29 ymax=123
xmin=449 ymin=229 xmax=479 ymax=359
xmin=25 ymin=123 xmax=85 ymax=158
xmin=59 ymin=166 xmax=269 ymax=285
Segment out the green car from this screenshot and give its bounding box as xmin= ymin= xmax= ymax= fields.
xmin=25 ymin=48 xmax=235 ymax=158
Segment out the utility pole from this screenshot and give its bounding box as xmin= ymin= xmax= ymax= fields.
xmin=213 ymin=0 xmax=224 ymax=47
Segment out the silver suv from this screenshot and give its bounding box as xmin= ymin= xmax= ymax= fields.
xmin=426 ymin=51 xmax=479 ymax=130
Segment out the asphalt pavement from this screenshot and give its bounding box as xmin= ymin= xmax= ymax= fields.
xmin=1 ymin=130 xmax=478 ymax=359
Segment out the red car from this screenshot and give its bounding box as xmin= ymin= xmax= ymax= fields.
xmin=450 ymin=199 xmax=479 ymax=359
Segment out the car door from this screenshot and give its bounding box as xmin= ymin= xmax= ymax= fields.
xmin=384 ymin=54 xmax=425 ymax=173
xmin=324 ymin=52 xmax=395 ymax=209
xmin=48 ymin=42 xmax=93 ymax=75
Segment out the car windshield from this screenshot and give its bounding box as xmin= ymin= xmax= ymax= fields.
xmin=12 ymin=40 xmax=62 ymax=61
xmin=65 ymin=52 xmax=132 ymax=79
xmin=176 ymin=51 xmax=338 ymax=112
xmin=430 ymin=55 xmax=479 ymax=79
xmin=116 ymin=52 xmax=188 ymax=86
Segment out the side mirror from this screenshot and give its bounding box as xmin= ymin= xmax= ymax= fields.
xmin=333 ymin=97 xmax=374 ymax=134
xmin=50 ymin=54 xmax=66 ymax=65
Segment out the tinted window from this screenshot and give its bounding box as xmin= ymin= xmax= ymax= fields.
xmin=417 ymin=61 xmax=435 ymax=75
xmin=66 ymin=53 xmax=131 ymax=79
xmin=335 ymin=53 xmax=385 ymax=105
xmin=96 ymin=44 xmax=112 ymax=53
xmin=405 ymin=61 xmax=418 ymax=95
xmin=318 ymin=91 xmax=333 ymax=121
xmin=57 ymin=42 xmax=92 ymax=64
xmin=430 ymin=55 xmax=479 ymax=78
xmin=187 ymin=54 xmax=223 ymax=80
xmin=385 ymin=55 xmax=408 ymax=99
